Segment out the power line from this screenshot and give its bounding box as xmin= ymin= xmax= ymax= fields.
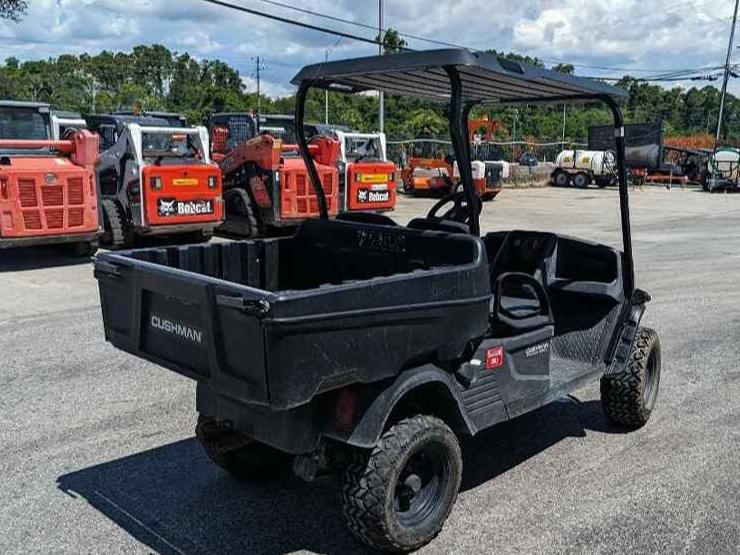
xmin=197 ymin=0 xmax=388 ymax=48
xmin=250 ymin=0 xmax=732 ymax=73
xmin=198 ymin=0 xmax=736 ymax=79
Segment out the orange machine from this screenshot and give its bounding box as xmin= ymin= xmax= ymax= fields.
xmin=0 ymin=101 xmax=99 ymax=254
xmin=334 ymin=131 xmax=396 ymax=212
xmin=208 ymin=113 xmax=340 ymax=237
xmin=401 ymin=156 xmax=501 ymax=200
xmin=91 ymin=118 xmax=223 ymax=248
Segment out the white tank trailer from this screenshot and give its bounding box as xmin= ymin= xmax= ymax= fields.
xmin=551 ymin=149 xmax=616 ymax=188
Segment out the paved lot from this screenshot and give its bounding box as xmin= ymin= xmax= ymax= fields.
xmin=1 ymin=186 xmax=739 ymax=554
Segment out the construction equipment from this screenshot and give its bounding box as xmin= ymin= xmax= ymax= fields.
xmin=207 ymin=112 xmax=340 ymax=238
xmin=402 ymin=152 xmax=502 ymax=199
xmin=51 ymin=110 xmax=87 ymax=139
xmin=113 ymin=110 xmax=188 ymax=128
xmin=332 ymin=130 xmax=396 ymax=213
xmin=89 ymin=114 xmax=223 ymax=248
xmin=95 ymin=49 xmax=660 ymax=553
xmin=0 ymin=101 xmax=99 ymax=255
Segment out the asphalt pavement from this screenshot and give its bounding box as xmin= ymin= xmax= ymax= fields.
xmin=1 ymin=186 xmax=739 ymax=554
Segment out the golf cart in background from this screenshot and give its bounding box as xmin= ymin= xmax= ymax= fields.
xmin=89 ymin=114 xmax=223 ymax=248
xmin=0 ymin=101 xmax=99 ymax=255
xmin=95 ymin=49 xmax=661 ymax=553
xmin=332 ymin=130 xmax=397 ymax=213
xmin=704 ymin=147 xmax=740 ymax=192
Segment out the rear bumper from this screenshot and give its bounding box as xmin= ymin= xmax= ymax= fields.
xmin=135 ymin=222 xmax=219 ymax=236
xmin=0 ymin=231 xmax=98 ymax=249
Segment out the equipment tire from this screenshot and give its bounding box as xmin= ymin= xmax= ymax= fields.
xmin=101 ymin=199 xmax=131 ymax=249
xmin=601 ymin=327 xmax=661 ymax=428
xmin=573 ymin=172 xmax=590 ymax=189
xmin=553 ymin=170 xmax=570 ymax=187
xmin=340 ymin=415 xmax=462 ymax=553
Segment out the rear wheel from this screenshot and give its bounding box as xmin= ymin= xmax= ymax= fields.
xmin=340 ymin=415 xmax=462 ymax=553
xmin=195 ymin=416 xmax=292 ymax=482
xmin=553 ymin=170 xmax=570 ymax=187
xmin=601 ymin=327 xmax=661 ymax=428
xmin=572 ymin=172 xmax=590 ymax=189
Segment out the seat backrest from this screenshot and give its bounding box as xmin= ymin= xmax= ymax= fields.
xmin=488 ymin=231 xmax=557 ymax=287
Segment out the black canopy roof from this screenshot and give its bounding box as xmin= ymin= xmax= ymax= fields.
xmin=291 ymin=49 xmax=627 ymax=105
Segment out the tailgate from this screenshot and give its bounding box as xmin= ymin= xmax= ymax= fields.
xmin=95 ymin=253 xmax=271 ymax=405
xmin=143 ymin=165 xmax=223 ymax=226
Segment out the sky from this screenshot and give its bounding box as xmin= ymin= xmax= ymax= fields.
xmin=0 ymin=0 xmax=738 ymax=98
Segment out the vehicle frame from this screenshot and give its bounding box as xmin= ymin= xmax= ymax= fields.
xmin=95 ymin=48 xmax=661 ymax=553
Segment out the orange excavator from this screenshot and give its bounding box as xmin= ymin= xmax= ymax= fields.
xmin=0 ymin=101 xmax=100 ymax=255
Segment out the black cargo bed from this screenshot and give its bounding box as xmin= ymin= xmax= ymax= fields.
xmin=95 ymin=219 xmax=491 ymax=409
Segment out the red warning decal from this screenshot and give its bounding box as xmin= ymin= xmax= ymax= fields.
xmin=486 ymin=346 xmax=504 ymax=370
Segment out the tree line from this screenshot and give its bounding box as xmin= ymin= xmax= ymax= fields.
xmin=1 ymin=43 xmax=740 ymax=143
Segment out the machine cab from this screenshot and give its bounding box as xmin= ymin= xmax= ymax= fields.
xmin=333 ymin=131 xmax=397 ymax=213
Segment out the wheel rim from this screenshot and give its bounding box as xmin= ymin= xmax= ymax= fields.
xmin=643 ymin=348 xmax=660 ymax=409
xmin=393 ymin=441 xmax=451 ymax=528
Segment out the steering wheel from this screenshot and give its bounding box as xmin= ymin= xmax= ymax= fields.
xmin=426 ymin=191 xmax=482 ymax=226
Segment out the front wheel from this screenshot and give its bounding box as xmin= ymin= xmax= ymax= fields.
xmin=552 ymin=170 xmax=570 ymax=187
xmin=601 ymin=327 xmax=661 ymax=428
xmin=340 ymin=415 xmax=462 ymax=553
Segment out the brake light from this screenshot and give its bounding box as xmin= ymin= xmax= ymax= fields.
xmin=208 ymin=175 xmax=218 ymax=189
xmin=0 ymin=178 xmax=7 ymax=199
xmin=150 ymin=176 xmax=162 ymax=191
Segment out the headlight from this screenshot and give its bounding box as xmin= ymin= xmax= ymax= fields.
xmin=208 ymin=175 xmax=218 ymax=189
xmin=150 ymin=176 xmax=162 ymax=191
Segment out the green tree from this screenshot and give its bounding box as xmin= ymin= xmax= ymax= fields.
xmin=376 ymin=28 xmax=408 ymax=54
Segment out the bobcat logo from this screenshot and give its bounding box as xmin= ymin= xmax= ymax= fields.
xmin=157 ymin=198 xmax=177 ymax=216
xmin=357 ymin=189 xmax=369 ymax=202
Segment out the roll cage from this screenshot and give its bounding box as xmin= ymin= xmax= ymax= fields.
xmin=290 ymin=48 xmax=634 ymax=294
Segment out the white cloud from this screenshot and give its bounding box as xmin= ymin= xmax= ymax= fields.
xmin=0 ymin=0 xmax=737 ymax=97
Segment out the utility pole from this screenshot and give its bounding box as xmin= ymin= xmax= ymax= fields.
xmin=253 ymin=56 xmax=264 ymax=117
xmin=716 ymin=0 xmax=739 ymax=142
xmin=561 ymin=104 xmax=566 ymax=152
xmin=325 ymin=50 xmax=330 ymax=124
xmin=378 ymin=0 xmax=384 ymax=133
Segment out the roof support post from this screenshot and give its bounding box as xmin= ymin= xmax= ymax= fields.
xmin=295 ymin=80 xmax=329 ymax=219
xmin=444 ymin=66 xmax=480 ymax=236
xmin=598 ymin=94 xmax=634 ymax=295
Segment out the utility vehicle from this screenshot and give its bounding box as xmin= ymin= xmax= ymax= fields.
xmin=95 ymin=50 xmax=661 ymax=553
xmin=207 ymin=112 xmax=340 ymax=238
xmin=332 ymin=130 xmax=397 ymax=213
xmin=0 ymin=101 xmax=99 ymax=254
xmin=89 ymin=114 xmax=223 ymax=248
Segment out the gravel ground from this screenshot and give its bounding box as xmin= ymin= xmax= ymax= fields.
xmin=1 ymin=186 xmax=739 ymax=554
